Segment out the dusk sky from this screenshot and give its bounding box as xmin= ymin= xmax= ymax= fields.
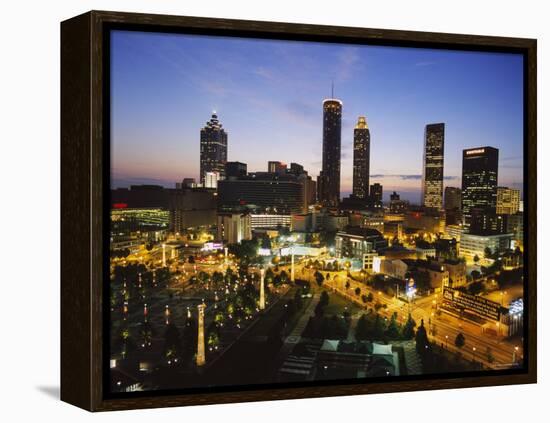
xmin=111 ymin=30 xmax=524 ymax=203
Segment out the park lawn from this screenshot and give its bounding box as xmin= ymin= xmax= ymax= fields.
xmin=322 ymin=290 xmax=362 ymax=316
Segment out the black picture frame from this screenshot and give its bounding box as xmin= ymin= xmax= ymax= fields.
xmin=61 ymin=10 xmax=537 ymax=411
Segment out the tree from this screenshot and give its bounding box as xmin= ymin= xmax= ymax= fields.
xmin=355 ymin=315 xmax=369 ymax=340
xmin=345 ymin=281 xmax=351 ymax=290
xmin=486 ymin=346 xmax=495 ymax=363
xmin=473 ymin=254 xmax=480 ymax=263
xmin=484 ymin=246 xmax=493 ymax=259
xmin=138 ymin=321 xmax=153 ymax=348
xmin=415 ymin=319 xmax=429 ymax=355
xmin=163 ymin=323 xmax=182 ymax=360
xmin=181 ymin=317 xmax=197 ymax=359
xmin=373 ymin=314 xmax=386 ymax=339
xmin=265 ymin=267 xmax=275 ymax=284
xmin=294 ymin=289 xmax=303 ymax=309
xmin=402 ymin=313 xmax=416 ymax=340
xmin=319 ymin=291 xmax=329 ymax=307
xmin=471 ymin=270 xmax=481 ymax=280
xmin=385 ymin=313 xmax=400 ymax=339
xmin=455 ymin=332 xmax=465 ymax=349
xmin=280 ymin=270 xmax=289 ymax=284
xmin=314 ymin=271 xmax=324 ymax=287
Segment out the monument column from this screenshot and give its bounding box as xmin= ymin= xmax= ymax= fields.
xmin=196 ymin=303 xmax=206 ymax=366
xmin=291 ymin=253 xmax=295 ymax=282
xmin=259 ymin=268 xmax=266 ymax=310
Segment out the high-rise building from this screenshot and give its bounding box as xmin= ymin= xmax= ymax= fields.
xmin=422 ymin=123 xmax=445 ymax=209
xmin=200 ymin=112 xmax=227 ymax=185
xmin=389 ymin=191 xmax=409 ymax=213
xmin=318 ymin=96 xmax=342 ymax=208
xmin=352 ymin=116 xmax=371 ymax=200
xmin=444 ymin=186 xmax=462 ymax=225
xmin=226 ymin=161 xmax=247 ymax=179
xmin=268 ymin=161 xmax=287 ymax=175
xmin=370 ymin=183 xmax=383 ymax=203
xmin=496 ymin=187 xmax=520 ymax=215
xmin=461 ymin=146 xmax=499 ymax=229
xmin=289 ymin=163 xmax=304 ymax=175
xmin=444 ymin=187 xmax=462 ymax=211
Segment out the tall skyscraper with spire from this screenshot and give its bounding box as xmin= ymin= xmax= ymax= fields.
xmin=318 ymin=85 xmax=342 ymax=208
xmin=421 ymin=123 xmax=445 ymax=209
xmin=352 ymin=116 xmax=370 ymax=201
xmin=200 ymin=112 xmax=227 ymax=185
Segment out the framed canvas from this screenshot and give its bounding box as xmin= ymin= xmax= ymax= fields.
xmin=60 ymin=10 xmax=537 ymax=411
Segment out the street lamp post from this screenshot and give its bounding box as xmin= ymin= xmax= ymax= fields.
xmin=472 ymin=347 xmax=477 ymax=362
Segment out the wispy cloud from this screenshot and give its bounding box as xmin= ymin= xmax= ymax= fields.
xmin=414 ymin=61 xmax=436 ymax=67
xmin=370 ymin=174 xmax=459 ymax=181
xmin=336 ymin=47 xmax=361 ymax=82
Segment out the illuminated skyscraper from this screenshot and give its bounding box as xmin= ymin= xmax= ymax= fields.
xmin=421 ymin=123 xmax=445 ymax=209
xmin=461 ymin=146 xmax=499 ymax=229
xmin=352 ymin=116 xmax=370 ymax=200
xmin=200 ymin=112 xmax=227 ymax=185
xmin=318 ymin=95 xmax=342 ymax=208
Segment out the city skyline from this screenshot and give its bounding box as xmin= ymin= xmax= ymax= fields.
xmin=111 ymin=30 xmax=524 ymax=203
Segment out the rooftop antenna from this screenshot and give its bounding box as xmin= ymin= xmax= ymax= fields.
xmin=331 ymin=80 xmax=334 ymax=99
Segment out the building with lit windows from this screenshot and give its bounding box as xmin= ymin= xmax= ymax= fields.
xmin=335 ymin=227 xmax=387 ymax=259
xmin=352 ymin=116 xmax=370 ymax=201
xmin=217 ymin=212 xmax=252 ymax=244
xmin=422 ymin=123 xmax=445 ymax=209
xmin=459 ymin=232 xmax=512 ymax=262
xmin=250 ymin=214 xmax=292 ymax=229
xmin=496 ymin=186 xmax=520 ymax=215
xmin=318 ymin=97 xmax=342 ymax=208
xmin=461 ymin=146 xmax=499 ymax=230
xmin=169 ymin=188 xmax=217 ymax=232
xmin=217 ymin=173 xmax=303 ymax=215
xmin=200 ymin=112 xmax=227 ymax=184
xmin=204 ymin=171 xmax=220 ymax=189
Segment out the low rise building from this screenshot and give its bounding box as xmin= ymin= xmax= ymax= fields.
xmin=217 ymin=212 xmax=251 ymax=244
xmin=459 ymin=232 xmax=513 ymax=262
xmin=335 ymin=227 xmax=387 ymax=259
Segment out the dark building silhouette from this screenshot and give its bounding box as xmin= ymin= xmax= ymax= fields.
xmin=469 ymin=208 xmax=507 ymax=235
xmin=352 ymin=116 xmax=371 ymax=201
xmin=111 ymin=185 xmax=170 ymax=209
xmin=370 ymin=183 xmax=383 ymax=203
xmin=389 ymin=191 xmax=409 ymax=213
xmin=461 ymin=146 xmax=499 ymax=230
xmin=169 ymin=187 xmax=217 ymax=232
xmin=318 ymin=97 xmax=343 ymax=208
xmin=200 ymin=112 xmax=227 ymax=184
xmin=444 ymin=187 xmax=462 ymax=211
xmin=226 ymin=161 xmax=247 ymax=179
xmin=289 ymin=162 xmax=304 ymax=175
xmin=218 ymin=173 xmax=303 ymax=215
xmin=422 ymin=123 xmax=445 ymax=209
